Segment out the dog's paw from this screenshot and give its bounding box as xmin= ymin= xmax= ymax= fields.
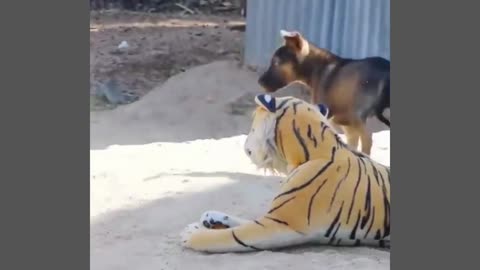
xmin=180 ymin=222 xmax=202 ymax=248
xmin=200 ymin=210 xmax=235 ymax=229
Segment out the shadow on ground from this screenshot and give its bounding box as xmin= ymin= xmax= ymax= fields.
xmin=91 ymin=171 xmax=389 ymax=270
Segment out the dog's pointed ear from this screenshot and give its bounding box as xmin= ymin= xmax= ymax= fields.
xmin=280 ymin=30 xmax=309 ymax=56
xmin=255 ymin=94 xmax=277 ymax=113
xmin=317 ymin=103 xmax=330 ymax=118
xmin=280 ymin=30 xmax=302 ymax=50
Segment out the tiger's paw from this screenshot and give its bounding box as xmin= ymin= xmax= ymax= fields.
xmin=200 ymin=210 xmax=235 ymax=229
xmin=180 ymin=222 xmax=204 ymax=248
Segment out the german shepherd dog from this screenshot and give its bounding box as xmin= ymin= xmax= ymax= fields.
xmin=258 ymin=30 xmax=390 ymax=155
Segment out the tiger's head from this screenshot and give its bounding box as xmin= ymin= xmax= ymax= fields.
xmin=244 ymin=94 xmax=339 ymax=174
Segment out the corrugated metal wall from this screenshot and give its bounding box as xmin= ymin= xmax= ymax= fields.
xmin=244 ymin=0 xmax=390 ymax=69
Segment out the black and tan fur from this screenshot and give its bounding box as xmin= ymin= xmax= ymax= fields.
xmin=258 ymin=30 xmax=390 ymax=155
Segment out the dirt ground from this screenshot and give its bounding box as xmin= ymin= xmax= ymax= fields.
xmin=90 ymin=10 xmax=245 ymax=110
xmin=90 ymin=11 xmax=390 ymax=270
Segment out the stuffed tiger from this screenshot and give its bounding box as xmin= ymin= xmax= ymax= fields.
xmin=181 ymin=94 xmax=390 ymax=253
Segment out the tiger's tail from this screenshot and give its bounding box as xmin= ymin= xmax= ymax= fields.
xmin=181 ymin=216 xmax=309 ymax=253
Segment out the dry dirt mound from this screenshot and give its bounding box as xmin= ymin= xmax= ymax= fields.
xmin=91 ymin=60 xmax=261 ymax=149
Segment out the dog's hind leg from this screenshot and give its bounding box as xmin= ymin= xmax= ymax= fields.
xmin=357 ymin=122 xmax=373 ymax=155
xmin=342 ymin=125 xmax=360 ymax=150
xmin=376 ymin=110 xmax=390 ymax=127
xmin=376 ymin=79 xmax=390 ymax=127
xmin=181 ymin=216 xmax=309 ymax=253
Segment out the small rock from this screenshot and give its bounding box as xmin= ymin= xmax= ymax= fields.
xmin=118 ymin=40 xmax=129 ymax=49
xmin=96 ymin=79 xmax=139 ymax=105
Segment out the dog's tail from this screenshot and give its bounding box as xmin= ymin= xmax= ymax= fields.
xmin=375 ymin=78 xmax=390 ymax=127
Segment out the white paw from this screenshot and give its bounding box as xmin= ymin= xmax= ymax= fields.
xmin=180 ymin=222 xmax=202 ymax=247
xmin=200 ymin=210 xmax=234 ymax=229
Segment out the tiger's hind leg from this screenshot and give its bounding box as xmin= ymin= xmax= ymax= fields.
xmin=199 ymin=210 xmax=249 ymax=229
xmin=181 ymin=216 xmax=309 ymax=253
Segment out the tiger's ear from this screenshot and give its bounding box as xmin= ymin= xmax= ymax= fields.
xmin=317 ymin=103 xmax=330 ymax=118
xmin=255 ymin=94 xmax=277 ymax=113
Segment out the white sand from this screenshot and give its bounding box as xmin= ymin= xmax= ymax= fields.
xmin=90 ymin=61 xmax=390 ymax=270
